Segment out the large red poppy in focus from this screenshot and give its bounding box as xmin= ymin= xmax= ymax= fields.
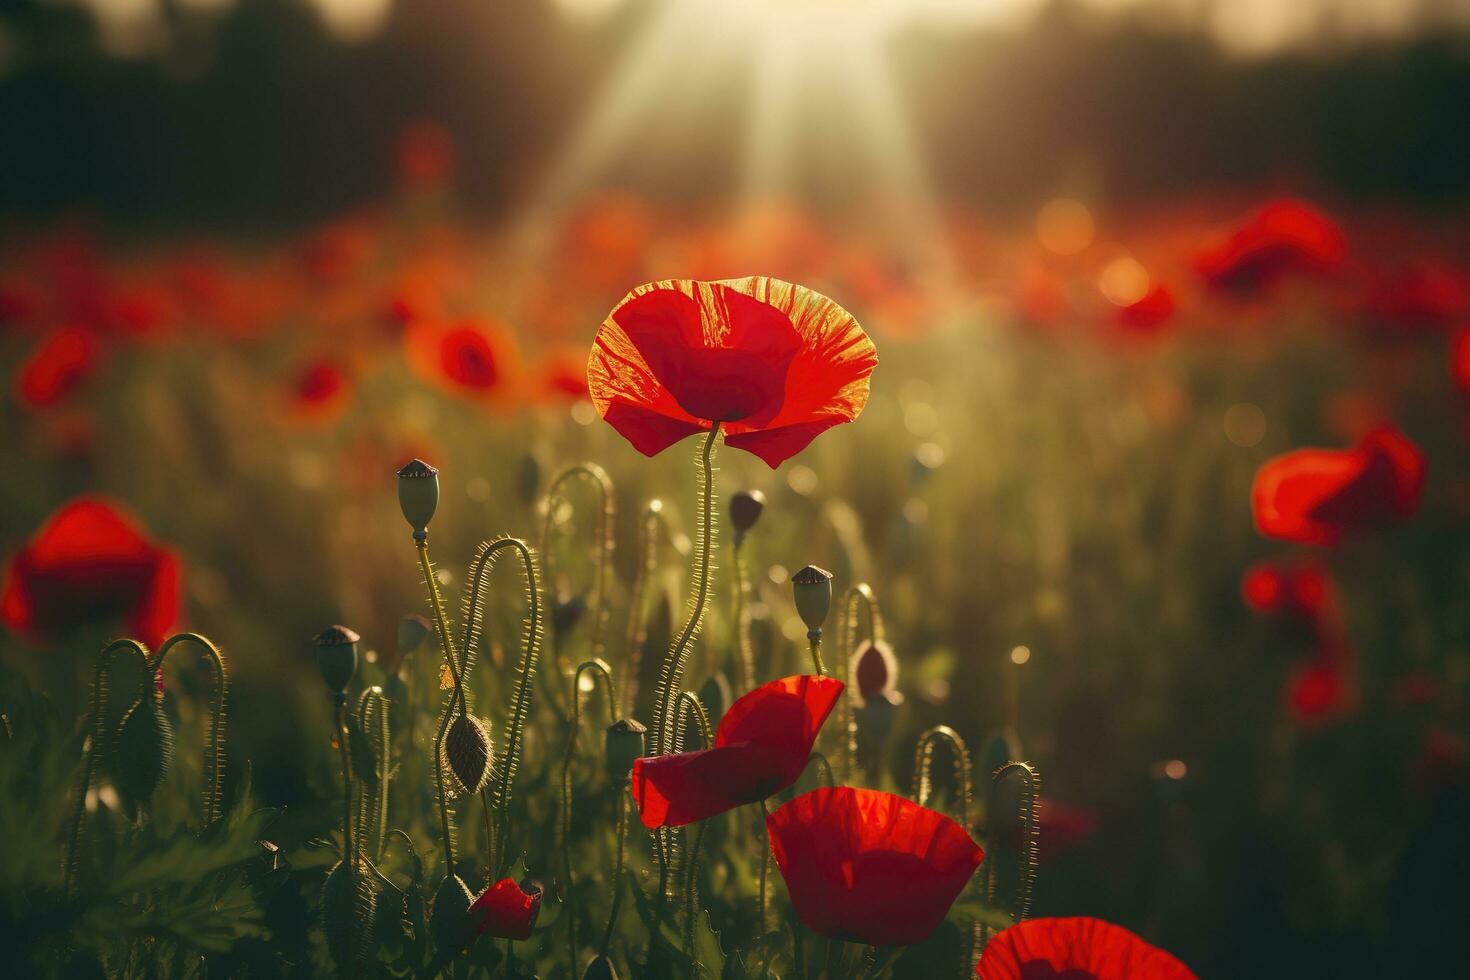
xmin=632 ymin=674 xmax=843 ymax=828
xmin=976 ymin=917 xmax=1197 ymax=980
xmin=588 ymin=277 xmax=877 ymax=468
xmin=0 ymin=497 xmax=181 ymax=649
xmin=766 ymin=786 xmax=984 ymax=947
xmin=1251 ymin=426 xmax=1424 ymax=545
xmin=470 ymin=877 xmax=541 ymax=941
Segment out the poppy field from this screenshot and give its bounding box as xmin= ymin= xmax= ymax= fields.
xmin=3 ymin=4 xmax=1470 ymax=980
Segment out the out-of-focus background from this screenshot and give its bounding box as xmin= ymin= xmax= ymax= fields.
xmin=3 ymin=2 xmax=1470 ymax=976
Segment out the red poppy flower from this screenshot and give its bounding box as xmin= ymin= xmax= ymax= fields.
xmin=1357 ymin=261 xmax=1468 ymax=331
xmin=588 ymin=277 xmax=877 ymax=468
xmin=976 ymin=917 xmax=1197 ymax=980
xmin=632 ymin=674 xmax=843 ymax=828
xmin=470 ymin=877 xmax=541 ymax=941
xmin=406 ymin=318 xmax=512 ymax=398
xmin=1195 ymin=199 xmax=1345 ymax=294
xmin=1 ymin=497 xmax=181 ymax=649
xmin=1251 ymin=426 xmax=1424 ymax=545
xmin=289 ymin=359 xmax=353 ymax=424
xmin=766 ymin=786 xmax=984 ymax=947
xmin=1286 ymin=659 xmax=1349 ymax=725
xmin=1453 ymin=325 xmax=1470 ymax=393
xmin=16 ymin=326 xmax=99 ymax=408
xmin=536 ymin=347 xmax=591 ymax=402
xmin=1240 ymin=559 xmax=1333 ymax=619
xmin=1115 ymin=283 xmax=1176 ymax=334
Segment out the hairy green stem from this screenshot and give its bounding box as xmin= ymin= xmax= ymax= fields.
xmin=674 ymin=693 xmax=714 ymax=958
xmin=356 ymin=687 xmax=391 ymax=861
xmin=561 ymin=659 xmax=617 ymax=969
xmin=984 ymin=761 xmax=1041 ymax=944
xmin=152 ymin=632 xmax=230 ymax=824
xmin=541 ymin=464 xmax=616 ymax=675
xmin=837 ymin=585 xmax=881 ymax=781
xmin=417 ymin=538 xmax=463 ymax=875
xmin=599 ymin=788 xmax=630 ymax=958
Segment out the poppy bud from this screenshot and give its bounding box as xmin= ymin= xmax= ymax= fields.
xmin=981 ymin=726 xmax=1023 ymax=780
xmin=729 ymin=490 xmax=766 ymax=540
xmin=582 ymin=954 xmax=620 ymax=980
xmin=113 ymin=694 xmax=174 ymax=806
xmin=792 ymin=565 xmax=834 ymax=638
xmin=856 ymin=688 xmax=902 ymax=762
xmin=396 ymin=458 xmax=440 ymax=539
xmin=398 ymin=613 xmax=432 ymax=655
xmin=429 ymin=873 xmax=475 ymax=956
xmin=698 ymin=673 xmax=731 ymax=726
xmin=605 ymin=718 xmax=647 ymax=784
xmin=347 ymin=707 xmax=379 ymax=788
xmin=314 ymin=625 xmax=360 ymax=696
xmin=854 ymin=639 xmax=898 ymax=702
xmin=322 ymin=858 xmax=377 ymax=973
xmin=445 ymin=714 xmax=493 ymax=794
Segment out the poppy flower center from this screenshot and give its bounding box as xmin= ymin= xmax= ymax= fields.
xmin=1019 ymin=964 xmax=1098 ymax=980
xmin=442 ymin=330 xmax=497 ymax=388
xmin=660 ymin=346 xmax=790 ymax=423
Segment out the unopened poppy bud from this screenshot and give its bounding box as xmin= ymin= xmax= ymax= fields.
xmin=582 ymin=954 xmax=620 ymax=980
xmin=729 ymin=490 xmax=766 ymax=540
xmin=445 ymin=714 xmax=493 ymax=794
xmin=398 ymin=613 xmax=432 ymax=655
xmin=321 ymin=858 xmax=376 ymax=973
xmin=698 ymin=673 xmax=731 ymax=725
xmin=854 ymin=639 xmax=898 ymax=702
xmin=396 ymin=458 xmax=439 ymax=539
xmin=429 ymin=873 xmax=475 ymax=956
xmin=792 ymin=565 xmax=834 ymax=639
xmin=114 ymin=695 xmax=174 ymax=806
xmin=605 ymin=717 xmax=647 ymax=784
xmin=314 ymin=625 xmax=360 ymax=696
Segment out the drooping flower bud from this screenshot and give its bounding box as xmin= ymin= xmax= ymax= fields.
xmin=397 ymin=613 xmax=432 ymax=656
xmin=113 ymin=694 xmax=174 ymax=806
xmin=314 ymin=625 xmax=360 ymax=696
xmin=729 ymin=489 xmax=766 ymax=540
xmin=396 ymin=458 xmax=440 ymax=539
xmin=605 ymin=718 xmax=647 ymax=784
xmin=582 ymin=954 xmax=620 ymax=980
xmin=429 ymin=873 xmax=476 ymax=956
xmin=792 ymin=565 xmax=834 ymax=638
xmin=445 ymin=713 xmax=493 ymax=794
xmin=854 ymin=639 xmax=898 ymax=703
xmin=321 ymin=858 xmax=376 ymax=974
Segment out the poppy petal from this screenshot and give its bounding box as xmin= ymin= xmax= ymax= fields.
xmin=976 ymin=917 xmax=1198 ymax=980
xmin=470 ymin=877 xmax=541 ymax=941
xmin=632 ymin=743 xmax=797 ymax=828
xmin=716 ymin=674 xmax=844 ymax=751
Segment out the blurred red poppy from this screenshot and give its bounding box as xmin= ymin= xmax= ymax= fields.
xmin=588 ymin=277 xmax=877 ymax=468
xmin=632 ymin=674 xmax=843 ymax=828
xmin=395 ymin=120 xmax=456 ymax=189
xmin=766 ymin=786 xmax=983 ymax=947
xmin=1286 ymin=659 xmax=1349 ymax=725
xmin=976 ymin=917 xmax=1197 ymax=980
xmin=0 ymin=497 xmax=181 ymax=649
xmin=536 ymin=347 xmax=591 ymax=402
xmin=406 ymin=317 xmax=512 ymax=398
xmin=1453 ymin=325 xmax=1470 ymax=393
xmin=1251 ymin=426 xmax=1424 ymax=545
xmin=1195 ymin=199 xmax=1345 ymax=294
xmin=290 ymin=359 xmax=353 ymax=424
xmin=1357 ymin=261 xmax=1468 ymax=331
xmin=1115 ymin=283 xmax=1177 ymax=334
xmin=470 ymin=877 xmax=541 ymax=941
xmin=1240 ymin=559 xmax=1333 ymax=619
xmin=16 ymin=326 xmax=99 ymax=408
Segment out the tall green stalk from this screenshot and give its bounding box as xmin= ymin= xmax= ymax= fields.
xmin=560 ymin=658 xmax=617 ymax=970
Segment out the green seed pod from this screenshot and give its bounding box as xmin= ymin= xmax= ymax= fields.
xmin=605 ymin=718 xmax=647 ymax=784
xmin=792 ymin=564 xmax=834 ymax=636
xmin=729 ymin=489 xmax=766 ymax=539
xmin=396 ymin=458 xmax=440 ymax=538
xmin=321 ymin=859 xmax=376 ymax=977
xmin=429 ymin=873 xmax=475 ymax=957
xmin=445 ymin=713 xmax=492 ymax=794
xmin=314 ymin=625 xmax=360 ymax=696
xmin=582 ymin=954 xmax=620 ymax=980
xmin=397 ymin=614 xmax=432 ymax=656
xmin=113 ymin=695 xmax=174 ymax=807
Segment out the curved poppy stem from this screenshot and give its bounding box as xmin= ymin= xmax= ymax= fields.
xmin=912 ymin=726 xmax=974 ymax=825
xmin=541 ymin=464 xmax=616 ymax=678
xmin=152 ymin=632 xmax=230 ymax=825
xmin=621 ymin=501 xmax=664 ymax=717
xmin=416 ymin=538 xmax=464 ymax=875
xmin=758 ymin=798 xmax=772 ymax=980
xmin=561 ymin=658 xmax=617 ymax=970
xmin=983 ymin=762 xmax=1041 ymax=949
xmin=806 ymin=633 xmax=826 ymax=677
xmin=674 ymin=693 xmax=714 ymax=957
xmin=599 ymin=786 xmax=630 ymax=958
xmin=837 ymin=585 xmax=882 ymax=781
xmin=332 ymin=693 xmax=359 ymax=960
xmin=64 ymin=638 xmax=151 ymax=895
xmin=356 ymin=687 xmax=391 ymax=861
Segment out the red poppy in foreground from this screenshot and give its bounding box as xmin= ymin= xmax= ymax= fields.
xmin=588 ymin=277 xmax=877 ymax=467
xmin=1251 ymin=426 xmax=1424 ymax=545
xmin=766 ymin=787 xmax=983 ymax=947
xmin=976 ymin=917 xmax=1197 ymax=980
xmin=16 ymin=326 xmax=99 ymax=408
xmin=632 ymin=674 xmax=843 ymax=828
xmin=470 ymin=878 xmax=541 ymax=941
xmin=0 ymin=497 xmax=181 ymax=649
xmin=1195 ymin=199 xmax=1345 ymax=294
